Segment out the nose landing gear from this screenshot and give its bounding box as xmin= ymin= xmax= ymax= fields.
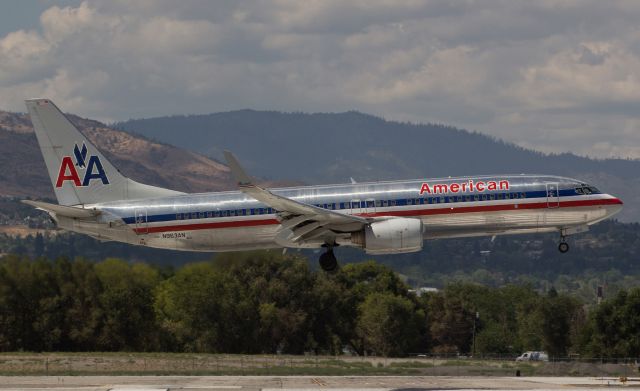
xmin=319 ymin=245 xmax=338 ymax=272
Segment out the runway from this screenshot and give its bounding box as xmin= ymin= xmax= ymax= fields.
xmin=0 ymin=375 xmax=636 ymax=391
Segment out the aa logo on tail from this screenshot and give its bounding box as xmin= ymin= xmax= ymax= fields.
xmin=55 ymin=143 xmax=109 ymax=188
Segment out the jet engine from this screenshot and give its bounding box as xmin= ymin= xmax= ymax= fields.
xmin=351 ymin=218 xmax=423 ymax=255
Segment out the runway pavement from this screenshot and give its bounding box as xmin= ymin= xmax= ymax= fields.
xmin=0 ymin=375 xmax=637 ymax=391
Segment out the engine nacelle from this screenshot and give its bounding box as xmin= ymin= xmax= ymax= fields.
xmin=351 ymin=218 xmax=424 ymax=255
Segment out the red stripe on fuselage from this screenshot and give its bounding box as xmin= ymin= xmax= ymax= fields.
xmin=131 ymin=198 xmax=622 ymax=234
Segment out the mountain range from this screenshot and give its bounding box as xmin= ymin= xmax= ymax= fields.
xmin=0 ymin=110 xmax=237 ymax=200
xmin=117 ymin=110 xmax=640 ymax=222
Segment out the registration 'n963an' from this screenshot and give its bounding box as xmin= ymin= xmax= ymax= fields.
xmin=161 ymin=232 xmax=186 ymax=239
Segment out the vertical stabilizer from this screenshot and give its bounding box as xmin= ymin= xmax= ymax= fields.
xmin=25 ymin=99 xmax=183 ymax=206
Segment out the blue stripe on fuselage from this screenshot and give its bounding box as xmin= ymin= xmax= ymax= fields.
xmin=121 ymin=188 xmax=588 ymax=225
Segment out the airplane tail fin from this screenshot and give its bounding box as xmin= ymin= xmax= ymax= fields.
xmin=25 ymin=99 xmax=183 ymax=206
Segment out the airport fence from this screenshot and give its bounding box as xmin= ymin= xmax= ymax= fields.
xmin=0 ymin=353 xmax=640 ymax=376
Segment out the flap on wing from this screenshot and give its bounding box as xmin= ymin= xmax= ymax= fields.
xmin=223 ymin=151 xmax=368 ymax=225
xmin=22 ymin=200 xmax=100 ymax=218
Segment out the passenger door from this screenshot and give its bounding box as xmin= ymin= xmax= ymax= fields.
xmin=134 ymin=208 xmax=148 ymax=235
xmin=546 ymin=183 xmax=560 ymax=208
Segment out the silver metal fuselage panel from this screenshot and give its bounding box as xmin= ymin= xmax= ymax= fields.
xmin=57 ymin=174 xmax=623 ymax=252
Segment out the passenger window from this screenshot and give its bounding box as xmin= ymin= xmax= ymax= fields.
xmin=176 ymin=213 xmax=182 ymax=220
xmin=474 ymin=195 xmax=479 ymax=201
xmin=489 ymin=194 xmax=495 ymax=200
xmin=521 ymin=193 xmax=526 ymax=198
xmin=367 ymin=200 xmax=375 ymax=208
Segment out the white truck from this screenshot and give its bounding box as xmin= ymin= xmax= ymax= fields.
xmin=515 ymin=351 xmax=549 ymax=361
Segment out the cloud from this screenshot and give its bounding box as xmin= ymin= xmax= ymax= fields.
xmin=0 ymin=0 xmax=639 ymax=159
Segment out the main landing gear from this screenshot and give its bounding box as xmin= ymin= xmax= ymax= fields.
xmin=558 ymin=237 xmax=569 ymax=253
xmin=319 ymin=245 xmax=339 ymax=272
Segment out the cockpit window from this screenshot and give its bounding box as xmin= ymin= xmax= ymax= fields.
xmin=575 ymin=185 xmax=599 ymax=195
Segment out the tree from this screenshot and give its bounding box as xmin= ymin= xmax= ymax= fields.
xmin=94 ymin=258 xmax=162 ymax=351
xmin=581 ymin=288 xmax=640 ymax=357
xmin=538 ymin=293 xmax=581 ymax=357
xmin=357 ymin=292 xmax=425 ymax=356
xmin=428 ymin=291 xmax=474 ymax=354
xmin=154 ymin=261 xmax=224 ymax=352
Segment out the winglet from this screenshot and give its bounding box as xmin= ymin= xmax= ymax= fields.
xmin=223 ymin=151 xmax=254 ymax=187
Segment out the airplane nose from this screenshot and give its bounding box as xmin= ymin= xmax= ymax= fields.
xmin=605 ymin=196 xmax=623 ymax=218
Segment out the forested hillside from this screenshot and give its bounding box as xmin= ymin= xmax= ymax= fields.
xmin=117 ymin=110 xmax=640 ymax=222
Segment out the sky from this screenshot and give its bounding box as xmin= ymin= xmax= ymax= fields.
xmin=1 ymin=1 xmax=640 ymax=160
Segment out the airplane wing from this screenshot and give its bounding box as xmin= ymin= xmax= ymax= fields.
xmin=224 ymin=151 xmax=368 ymax=245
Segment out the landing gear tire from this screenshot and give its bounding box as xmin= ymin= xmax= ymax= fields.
xmin=319 ymin=249 xmax=338 ymax=272
xmin=558 ymin=242 xmax=569 ymax=253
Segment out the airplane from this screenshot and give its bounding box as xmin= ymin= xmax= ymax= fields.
xmin=23 ymin=99 xmax=623 ymax=272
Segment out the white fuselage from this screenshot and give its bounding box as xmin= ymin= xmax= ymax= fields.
xmin=54 ymin=174 xmax=623 ymax=253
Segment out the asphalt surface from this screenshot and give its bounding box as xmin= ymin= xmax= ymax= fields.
xmin=0 ymin=375 xmax=637 ymax=391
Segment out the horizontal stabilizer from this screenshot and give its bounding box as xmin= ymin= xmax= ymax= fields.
xmin=22 ymin=200 xmax=100 ymax=219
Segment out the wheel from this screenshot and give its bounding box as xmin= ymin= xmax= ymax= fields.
xmin=558 ymin=242 xmax=569 ymax=253
xmin=319 ymin=250 xmax=338 ymax=272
